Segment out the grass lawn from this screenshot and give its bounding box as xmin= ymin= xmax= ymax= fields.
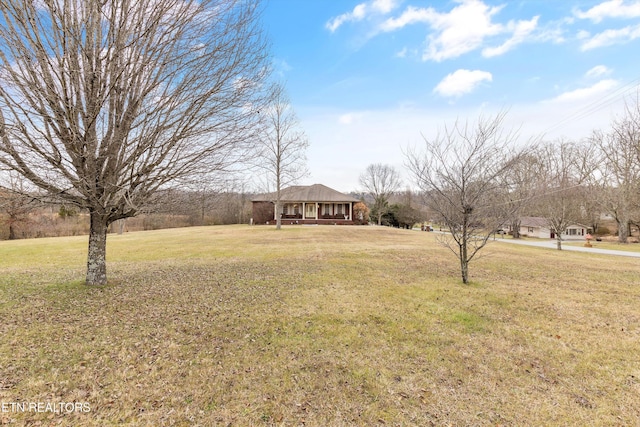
xmin=563 ymin=240 xmax=640 ymax=252
xmin=1 ymin=225 xmax=639 ymax=426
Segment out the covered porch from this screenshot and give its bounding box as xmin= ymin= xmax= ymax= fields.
xmin=278 ymin=202 xmax=354 ymax=223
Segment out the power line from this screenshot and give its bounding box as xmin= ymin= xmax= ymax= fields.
xmin=543 ymin=77 xmax=640 ymax=136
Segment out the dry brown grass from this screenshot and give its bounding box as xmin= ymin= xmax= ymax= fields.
xmin=1 ymin=225 xmax=639 ymax=426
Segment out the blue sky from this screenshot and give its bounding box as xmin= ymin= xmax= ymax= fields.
xmin=261 ymin=0 xmax=640 ymax=192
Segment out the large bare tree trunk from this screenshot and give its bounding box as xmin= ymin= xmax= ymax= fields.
xmin=275 ymin=200 xmax=282 ymax=230
xmin=87 ymin=212 xmax=108 ymax=286
xmin=510 ymin=219 xmax=521 ymax=239
xmin=117 ymin=219 xmax=126 ymax=235
xmin=8 ymin=221 xmax=16 ymax=240
xmin=617 ymin=218 xmax=630 ymax=243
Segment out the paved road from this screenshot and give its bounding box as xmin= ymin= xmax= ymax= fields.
xmin=492 ymin=237 xmax=640 ymax=258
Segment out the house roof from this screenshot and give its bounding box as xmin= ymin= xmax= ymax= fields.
xmin=252 ymin=184 xmax=359 ymax=203
xmin=519 ymin=216 xmax=549 ymax=228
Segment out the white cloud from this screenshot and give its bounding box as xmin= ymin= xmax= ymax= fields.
xmin=532 ymin=24 xmax=566 ymax=45
xmin=372 ymin=0 xmax=396 ymax=14
xmin=483 ymin=16 xmax=539 ymax=57
xmin=272 ymin=58 xmax=292 ymax=78
xmin=580 ymin=23 xmax=640 ymax=50
xmin=423 ymin=1 xmax=505 ymax=61
xmin=434 ymin=69 xmax=492 ymax=97
xmin=326 ymin=3 xmax=366 ymax=32
xmin=577 ymin=30 xmax=590 ymax=40
xmin=395 ymin=47 xmax=408 ymax=58
xmin=585 ymin=65 xmax=612 ymax=78
xmin=378 ymin=0 xmax=539 ymax=61
xmin=575 ymin=0 xmax=640 ymax=23
xmin=547 ymin=79 xmax=619 ymax=103
xmin=326 ymin=0 xmax=398 ymax=32
xmin=379 ymin=5 xmax=436 ymax=32
xmin=391 ymin=1 xmax=505 ymax=61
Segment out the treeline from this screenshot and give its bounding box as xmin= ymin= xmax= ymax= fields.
xmin=0 ymin=188 xmax=256 ymax=240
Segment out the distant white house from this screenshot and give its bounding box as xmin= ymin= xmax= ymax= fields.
xmin=513 ymin=217 xmax=589 ymax=240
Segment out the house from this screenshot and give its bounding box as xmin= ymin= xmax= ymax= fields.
xmin=513 ymin=216 xmax=589 ymax=240
xmin=252 ymin=184 xmax=360 ymax=225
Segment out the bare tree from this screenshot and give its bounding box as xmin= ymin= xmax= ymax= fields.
xmin=253 ymin=82 xmax=309 ymax=230
xmin=578 ymin=178 xmax=606 ymax=235
xmin=0 ymin=0 xmax=270 ymax=285
xmin=406 ymin=113 xmax=522 ymax=284
xmin=591 ymin=99 xmax=640 ymax=243
xmin=173 ymin=174 xmax=247 ymax=225
xmin=0 ymin=173 xmax=39 ymax=240
xmin=208 ymin=178 xmax=253 ymax=225
xmin=499 ymin=151 xmax=542 ymax=238
xmin=534 ymin=140 xmax=596 ymax=250
xmin=359 ymin=164 xmax=402 ymax=225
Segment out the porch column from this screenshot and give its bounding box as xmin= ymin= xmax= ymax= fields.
xmin=315 ymin=203 xmax=318 ymax=220
xmin=302 ymin=202 xmax=305 ymax=220
xmin=273 ymin=203 xmax=277 ymax=220
xmin=348 ymin=202 xmax=352 ymax=220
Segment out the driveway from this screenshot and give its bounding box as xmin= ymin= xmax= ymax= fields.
xmin=492 ymin=237 xmax=640 ymax=258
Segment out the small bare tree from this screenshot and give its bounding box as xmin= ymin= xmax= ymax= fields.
xmin=406 ymin=113 xmax=522 ymax=284
xmin=0 ymin=0 xmax=270 ymax=285
xmin=253 ymin=82 xmax=309 ymax=230
xmin=359 ymin=164 xmax=402 ymax=225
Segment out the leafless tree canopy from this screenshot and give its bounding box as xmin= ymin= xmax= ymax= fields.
xmin=590 ymin=98 xmax=640 ymax=243
xmin=0 ymin=172 xmax=39 ymax=239
xmin=253 ymin=81 xmax=308 ymax=229
xmin=359 ymin=163 xmax=402 ymax=225
xmin=406 ymin=112 xmax=523 ymax=284
xmin=0 ymin=0 xmax=270 ymax=284
xmin=497 ymin=151 xmax=543 ymax=239
xmin=533 ymin=140 xmax=598 ymax=250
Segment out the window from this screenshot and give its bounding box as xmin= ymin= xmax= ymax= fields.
xmin=324 ymin=204 xmax=331 ymax=215
xmin=336 ymin=204 xmax=343 ymax=215
xmin=528 ymin=227 xmax=534 ymax=233
xmin=569 ymin=228 xmax=577 ymax=235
